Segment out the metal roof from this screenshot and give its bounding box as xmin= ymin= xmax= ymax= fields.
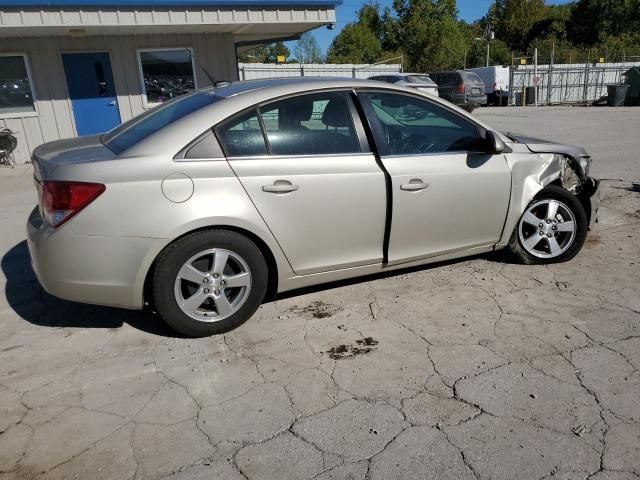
xmin=0 ymin=0 xmax=340 ymax=6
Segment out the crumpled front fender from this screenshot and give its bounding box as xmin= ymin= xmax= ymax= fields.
xmin=497 ymin=151 xmax=594 ymax=247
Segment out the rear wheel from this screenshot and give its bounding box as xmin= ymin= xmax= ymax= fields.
xmin=153 ymin=230 xmax=268 ymax=337
xmin=508 ymin=185 xmax=588 ymax=265
xmin=462 ymin=105 xmax=476 ymax=113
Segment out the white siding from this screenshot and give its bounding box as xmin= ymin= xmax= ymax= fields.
xmin=0 ymin=33 xmax=238 ymax=164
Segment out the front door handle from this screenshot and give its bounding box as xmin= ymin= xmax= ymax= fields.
xmin=400 ymin=179 xmax=430 ymax=191
xmin=262 ymin=180 xmax=299 ymax=194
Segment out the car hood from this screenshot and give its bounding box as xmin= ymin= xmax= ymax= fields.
xmin=32 ymin=135 xmax=117 ymax=180
xmin=505 ymin=132 xmax=589 ymax=159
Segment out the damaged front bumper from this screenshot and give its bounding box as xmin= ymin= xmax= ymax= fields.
xmin=582 ymin=176 xmax=600 ymax=228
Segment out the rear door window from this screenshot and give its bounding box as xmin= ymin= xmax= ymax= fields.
xmin=259 ymin=92 xmax=362 ymax=156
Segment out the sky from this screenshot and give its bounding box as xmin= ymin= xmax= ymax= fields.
xmin=307 ymin=0 xmax=573 ymax=53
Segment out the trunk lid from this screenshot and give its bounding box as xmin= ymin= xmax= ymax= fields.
xmin=31 ymin=134 xmax=117 ymax=181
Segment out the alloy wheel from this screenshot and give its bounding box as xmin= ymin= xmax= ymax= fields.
xmin=518 ymin=199 xmax=577 ymax=259
xmin=174 ymin=248 xmax=252 ymax=322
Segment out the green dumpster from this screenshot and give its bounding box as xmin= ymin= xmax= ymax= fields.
xmin=623 ymin=67 xmax=640 ymax=106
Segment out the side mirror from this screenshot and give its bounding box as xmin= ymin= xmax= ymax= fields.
xmin=486 ymin=130 xmax=505 ymax=154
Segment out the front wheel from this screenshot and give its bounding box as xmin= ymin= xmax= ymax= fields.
xmin=152 ymin=230 xmax=268 ymax=337
xmin=508 ymin=185 xmax=588 ymax=265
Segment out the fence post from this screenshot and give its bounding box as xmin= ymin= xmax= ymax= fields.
xmin=240 ymin=66 xmax=245 ymax=81
xmin=300 ymin=64 xmax=305 ymax=77
xmin=352 ymin=67 xmax=356 ymax=79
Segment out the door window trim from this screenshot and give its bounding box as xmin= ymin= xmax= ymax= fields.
xmin=213 ymin=88 xmax=372 ymax=160
xmin=355 ymin=88 xmax=486 ymax=157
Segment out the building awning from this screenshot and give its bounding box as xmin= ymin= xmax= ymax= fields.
xmin=0 ymin=0 xmax=339 ymax=40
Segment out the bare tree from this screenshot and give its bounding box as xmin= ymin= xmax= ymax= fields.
xmin=294 ymin=32 xmax=324 ymax=64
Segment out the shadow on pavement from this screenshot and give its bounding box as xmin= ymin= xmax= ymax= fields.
xmin=3 ymin=239 xmax=509 ymax=335
xmin=1 ymin=240 xmax=179 ymax=337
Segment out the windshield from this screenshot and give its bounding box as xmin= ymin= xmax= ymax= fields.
xmin=102 ymin=92 xmax=220 ymax=154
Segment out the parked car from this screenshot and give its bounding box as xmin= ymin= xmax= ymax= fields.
xmin=27 ymin=78 xmax=599 ymax=337
xmin=429 ymin=70 xmax=488 ymax=111
xmin=466 ymin=66 xmax=510 ymax=105
xmin=368 ymin=73 xmax=439 ymax=97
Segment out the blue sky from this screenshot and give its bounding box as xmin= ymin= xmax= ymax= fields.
xmin=307 ymin=0 xmax=572 ymax=53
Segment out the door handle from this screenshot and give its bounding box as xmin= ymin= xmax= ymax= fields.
xmin=400 ymin=179 xmax=430 ymax=191
xmin=262 ymin=181 xmax=299 ymax=194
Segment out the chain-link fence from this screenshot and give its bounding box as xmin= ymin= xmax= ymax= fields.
xmin=509 ymin=61 xmax=640 ymax=105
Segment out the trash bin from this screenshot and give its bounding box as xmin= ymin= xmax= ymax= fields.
xmin=607 ymin=84 xmax=630 ymax=107
xmin=623 ymin=67 xmax=640 ymax=105
xmin=525 ymin=86 xmax=538 ymax=105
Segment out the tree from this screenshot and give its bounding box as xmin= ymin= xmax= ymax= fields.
xmin=489 ymin=0 xmax=547 ymax=49
xmin=393 ymin=0 xmax=467 ymax=71
xmin=326 ymin=23 xmax=383 ymax=63
xmin=569 ymin=0 xmax=640 ymax=46
xmin=294 ymin=33 xmax=323 ymax=64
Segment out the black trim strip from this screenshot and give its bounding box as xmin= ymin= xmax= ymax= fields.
xmin=256 ymin=106 xmax=272 ymax=155
xmin=351 ymin=89 xmax=393 ymax=265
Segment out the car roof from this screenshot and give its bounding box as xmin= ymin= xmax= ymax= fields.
xmin=202 ymin=77 xmax=389 ymax=98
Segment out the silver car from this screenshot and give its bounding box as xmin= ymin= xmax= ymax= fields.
xmin=369 ymin=73 xmax=440 ymax=97
xmin=27 ymin=78 xmax=599 ymax=337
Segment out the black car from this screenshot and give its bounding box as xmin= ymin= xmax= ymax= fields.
xmin=429 ymin=70 xmax=487 ymax=112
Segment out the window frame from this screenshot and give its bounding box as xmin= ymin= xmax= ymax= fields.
xmin=136 ymin=47 xmax=198 ymax=110
xmin=356 ymin=88 xmax=486 ymax=157
xmin=0 ymin=52 xmax=38 ymax=119
xmin=214 ymin=88 xmax=371 ymax=160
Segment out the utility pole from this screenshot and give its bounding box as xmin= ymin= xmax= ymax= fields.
xmin=534 ymin=47 xmax=538 ymax=106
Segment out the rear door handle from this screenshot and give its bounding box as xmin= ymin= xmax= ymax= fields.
xmin=262 ymin=181 xmax=299 ymax=194
xmin=400 ymin=179 xmax=430 ymax=191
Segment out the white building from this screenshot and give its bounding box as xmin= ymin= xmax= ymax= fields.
xmin=0 ymin=0 xmax=338 ymax=164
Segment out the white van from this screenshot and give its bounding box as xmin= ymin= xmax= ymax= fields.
xmin=466 ymin=66 xmax=510 ymax=105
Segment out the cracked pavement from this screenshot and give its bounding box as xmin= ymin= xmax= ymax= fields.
xmin=1 ymin=106 xmax=639 ymax=479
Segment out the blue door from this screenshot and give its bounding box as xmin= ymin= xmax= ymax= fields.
xmin=62 ymin=52 xmax=121 ymax=136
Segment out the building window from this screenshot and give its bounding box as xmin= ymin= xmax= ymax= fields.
xmin=138 ymin=48 xmax=196 ymax=106
xmin=0 ymin=54 xmax=36 ymax=117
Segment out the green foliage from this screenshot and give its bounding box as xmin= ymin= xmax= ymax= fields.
xmin=393 ymin=0 xmax=467 ymax=71
xmin=326 ymin=21 xmax=383 ymax=63
xmin=569 ymin=0 xmax=640 ymax=46
xmin=249 ymin=0 xmax=640 ymax=70
xmin=490 ymin=0 xmax=547 ymax=49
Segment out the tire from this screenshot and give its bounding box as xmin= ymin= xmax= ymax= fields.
xmin=508 ymin=185 xmax=588 ymax=265
xmin=153 ymin=229 xmax=268 ymax=337
xmin=462 ymin=105 xmax=476 ymax=113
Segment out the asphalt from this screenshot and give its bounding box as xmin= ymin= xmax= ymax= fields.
xmin=1 ymin=106 xmax=639 ymax=480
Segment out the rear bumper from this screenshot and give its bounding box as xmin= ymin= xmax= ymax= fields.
xmin=26 ymin=206 xmax=160 ymax=309
xmin=451 ymin=94 xmax=488 ymax=106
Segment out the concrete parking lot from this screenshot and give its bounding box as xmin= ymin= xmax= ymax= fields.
xmin=1 ymin=106 xmax=639 ymax=480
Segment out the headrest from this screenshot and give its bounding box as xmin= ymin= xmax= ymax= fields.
xmin=322 ymin=100 xmax=350 ymax=128
xmin=280 ymin=99 xmax=313 ymax=124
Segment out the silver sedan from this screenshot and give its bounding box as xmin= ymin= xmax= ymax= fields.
xmin=27 ymin=78 xmax=600 ymax=337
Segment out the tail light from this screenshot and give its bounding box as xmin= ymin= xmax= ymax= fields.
xmin=493 ymin=82 xmax=497 ymax=91
xmin=41 ymin=181 xmax=105 ymax=227
xmin=456 ymin=83 xmax=465 ymax=94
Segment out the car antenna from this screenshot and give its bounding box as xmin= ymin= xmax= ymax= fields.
xmin=184 ymin=48 xmax=229 ymax=89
